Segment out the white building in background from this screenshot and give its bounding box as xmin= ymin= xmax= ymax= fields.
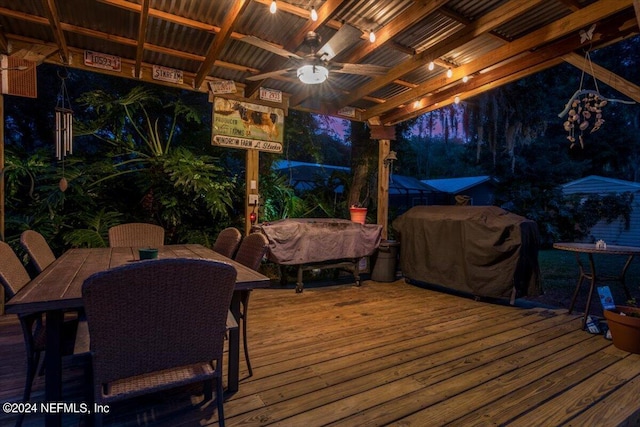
xmin=561 ymin=175 xmax=640 ymax=246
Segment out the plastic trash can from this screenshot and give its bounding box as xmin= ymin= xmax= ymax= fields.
xmin=371 ymin=240 xmax=399 ymax=282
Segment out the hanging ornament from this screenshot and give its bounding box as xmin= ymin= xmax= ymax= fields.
xmin=558 ymin=25 xmax=634 ymax=149
xmin=55 ymin=70 xmax=73 ymax=191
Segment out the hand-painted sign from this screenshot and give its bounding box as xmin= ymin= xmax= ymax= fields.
xmin=212 ymin=135 xmax=283 ymax=153
xmin=212 ymin=97 xmax=284 ymax=153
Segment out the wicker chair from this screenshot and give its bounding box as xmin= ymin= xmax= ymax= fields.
xmin=213 ymin=227 xmax=242 ymax=258
xmin=82 ymin=258 xmax=237 ymax=427
xmin=0 ymin=241 xmax=79 ymax=427
xmin=108 ymin=223 xmax=165 ymax=248
xmin=20 ymin=230 xmax=56 ymax=275
xmin=233 ymin=232 xmax=269 ymax=377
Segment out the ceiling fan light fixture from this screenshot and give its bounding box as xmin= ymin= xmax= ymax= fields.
xmin=270 ymin=0 xmax=276 ymax=14
xmin=297 ymin=64 xmax=328 ymax=84
xmin=310 ymin=6 xmax=318 ymax=21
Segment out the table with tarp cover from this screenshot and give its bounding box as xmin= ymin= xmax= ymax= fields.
xmin=254 ymin=218 xmax=382 ymax=292
xmin=392 ymin=206 xmax=541 ymax=302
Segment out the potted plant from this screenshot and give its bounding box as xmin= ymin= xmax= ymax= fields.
xmin=603 ymin=300 xmax=640 ymax=354
xmin=349 ymin=204 xmax=367 ymax=224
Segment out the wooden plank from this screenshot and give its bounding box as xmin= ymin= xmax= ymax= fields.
xmin=508 ymin=354 xmax=640 ymax=426
xmin=2 ymin=279 xmax=639 ymax=426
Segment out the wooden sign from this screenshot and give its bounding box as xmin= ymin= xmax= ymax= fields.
xmin=370 ymin=125 xmax=396 ymax=140
xmin=212 ymin=135 xmax=283 ymax=153
xmin=212 ymin=97 xmax=284 ymax=153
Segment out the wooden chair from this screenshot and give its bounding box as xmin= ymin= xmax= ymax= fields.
xmin=0 ymin=241 xmax=79 ymax=427
xmin=20 ymin=230 xmax=56 ymax=274
xmin=213 ymin=227 xmax=242 ymax=258
xmin=233 ymin=232 xmax=269 ymax=377
xmin=82 ymin=258 xmax=237 ymax=427
xmin=107 ymin=223 xmax=165 ymax=248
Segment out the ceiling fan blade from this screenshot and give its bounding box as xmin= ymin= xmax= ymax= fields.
xmin=239 ymin=36 xmax=302 ymax=60
xmin=245 ymin=68 xmax=296 ymax=81
xmin=317 ymin=24 xmax=362 ymax=61
xmin=332 ymin=62 xmax=389 ymax=76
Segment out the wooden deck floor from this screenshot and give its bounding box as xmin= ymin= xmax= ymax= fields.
xmin=2 ymin=278 xmax=640 ymax=426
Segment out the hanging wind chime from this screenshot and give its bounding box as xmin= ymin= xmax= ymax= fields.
xmin=55 ymin=71 xmax=73 ymax=191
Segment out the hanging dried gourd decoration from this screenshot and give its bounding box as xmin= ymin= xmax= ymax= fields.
xmin=55 ymin=70 xmax=73 ymax=191
xmin=558 ymin=24 xmax=635 ymax=149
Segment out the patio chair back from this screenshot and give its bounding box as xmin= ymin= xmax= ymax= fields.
xmin=232 ymin=232 xmax=269 ymax=377
xmin=234 ymin=232 xmax=269 ymax=271
xmin=20 ymin=230 xmax=56 ymax=274
xmin=82 ymin=258 xmax=237 ymax=426
xmin=0 ymin=241 xmax=31 ymax=298
xmin=108 ymin=222 xmax=165 ymax=248
xmin=213 ymin=227 xmax=242 ymax=258
xmin=0 ymin=241 xmax=82 ymax=418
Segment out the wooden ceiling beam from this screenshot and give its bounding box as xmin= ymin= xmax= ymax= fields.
xmin=563 ymin=51 xmax=640 ymax=102
xmin=341 ymin=0 xmax=546 ymax=110
xmin=194 ymin=0 xmax=249 ymax=89
xmin=380 ymin=13 xmax=636 ymax=124
xmin=0 ymin=29 xmax=8 ymax=54
xmin=134 ymin=0 xmax=150 ymax=79
xmin=362 ymin=0 xmax=633 ymax=120
xmin=42 ymin=0 xmax=69 ymax=64
xmin=634 ymin=0 xmax=640 ymax=29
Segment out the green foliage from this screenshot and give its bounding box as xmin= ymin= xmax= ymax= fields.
xmin=63 ymin=209 xmax=122 ymax=248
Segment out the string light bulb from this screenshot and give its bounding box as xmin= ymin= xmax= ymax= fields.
xmin=428 ymin=61 xmax=435 ymax=71
xmin=454 ymin=96 xmax=460 ymax=104
xmin=462 ymin=75 xmax=469 ymax=83
xmin=369 ymin=30 xmax=376 ymax=43
xmin=446 ymin=68 xmax=453 ymax=78
xmin=270 ymin=0 xmax=276 ymax=14
xmin=310 ymin=6 xmax=318 ymax=21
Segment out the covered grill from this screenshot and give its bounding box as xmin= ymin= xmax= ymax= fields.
xmin=254 ymin=218 xmax=382 ymax=292
xmin=392 ymin=206 xmax=541 ymax=301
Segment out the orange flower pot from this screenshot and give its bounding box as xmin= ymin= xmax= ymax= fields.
xmin=603 ymin=305 xmax=640 ymax=354
xmin=349 ymin=207 xmax=367 ymax=224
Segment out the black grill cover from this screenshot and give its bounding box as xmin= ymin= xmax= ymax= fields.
xmin=392 ymin=206 xmax=541 ymax=299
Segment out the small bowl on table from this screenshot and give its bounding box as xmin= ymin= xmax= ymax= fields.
xmin=138 ymin=248 xmax=159 ymax=260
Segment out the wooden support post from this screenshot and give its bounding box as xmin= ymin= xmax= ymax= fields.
xmin=377 ymin=139 xmax=390 ymax=240
xmin=245 ymin=149 xmax=259 ymax=236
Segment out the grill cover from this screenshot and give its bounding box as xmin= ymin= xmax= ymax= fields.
xmin=255 ymin=218 xmax=382 ymax=265
xmin=392 ymin=206 xmax=540 ymax=298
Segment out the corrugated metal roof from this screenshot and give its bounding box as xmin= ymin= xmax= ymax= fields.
xmin=0 ymin=0 xmax=634 ymax=123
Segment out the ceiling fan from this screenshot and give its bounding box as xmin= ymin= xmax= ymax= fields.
xmin=241 ymin=24 xmax=388 ymax=84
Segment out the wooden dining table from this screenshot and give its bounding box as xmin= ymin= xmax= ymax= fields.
xmin=5 ymin=244 xmax=271 ymax=427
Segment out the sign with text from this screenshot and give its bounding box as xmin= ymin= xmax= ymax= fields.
xmin=152 ymin=65 xmax=183 ymax=84
xmin=84 ymin=50 xmax=121 ymax=71
xmin=209 ymin=80 xmax=237 ymax=94
xmin=259 ymin=87 xmax=282 ymax=103
xmin=212 ymin=97 xmax=284 ymax=152
xmin=212 ymin=135 xmax=283 ymax=153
